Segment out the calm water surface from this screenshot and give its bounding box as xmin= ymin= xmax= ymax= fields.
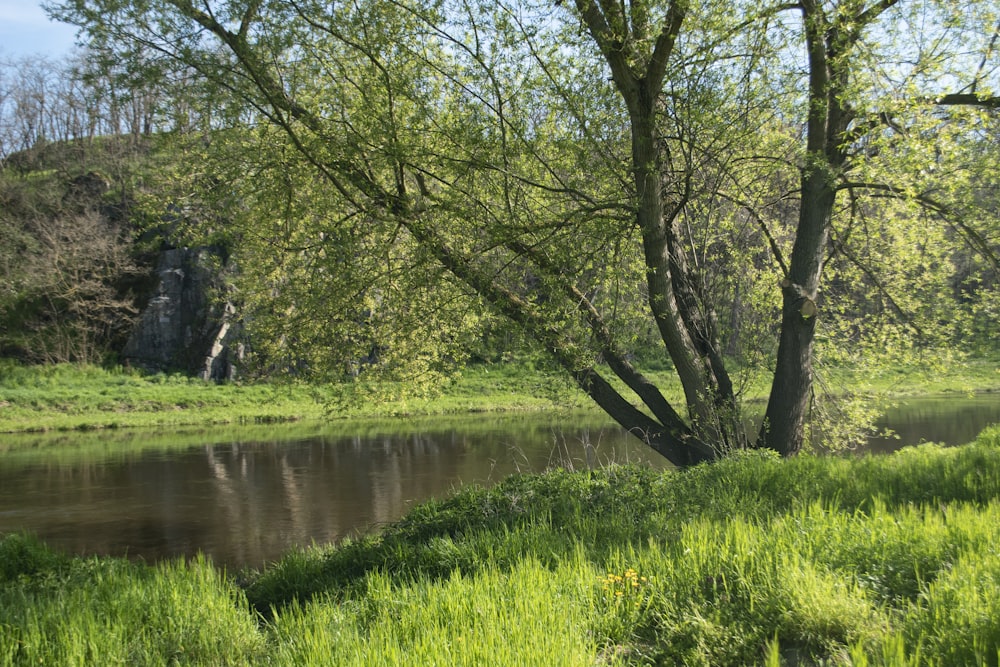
xmin=1 ymin=398 xmax=997 ymax=569
xmin=0 ymin=411 xmax=658 ymax=569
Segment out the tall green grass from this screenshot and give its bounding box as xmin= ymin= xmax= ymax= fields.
xmin=0 ymin=536 xmax=263 ymax=665
xmin=3 ymin=426 xmax=1000 ymax=665
xmin=267 ymin=557 xmax=601 ymax=666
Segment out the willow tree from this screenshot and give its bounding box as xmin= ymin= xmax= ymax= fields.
xmin=48 ymin=0 xmax=999 ymax=465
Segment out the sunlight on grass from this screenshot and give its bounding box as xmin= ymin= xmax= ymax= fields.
xmin=2 ymin=426 xmax=1000 ymax=665
xmin=2 ymin=355 xmax=997 ymax=434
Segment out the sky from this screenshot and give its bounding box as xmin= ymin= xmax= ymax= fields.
xmin=0 ymin=0 xmax=80 ymax=60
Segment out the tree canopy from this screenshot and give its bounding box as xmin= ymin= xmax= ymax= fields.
xmin=45 ymin=0 xmax=1000 ymax=465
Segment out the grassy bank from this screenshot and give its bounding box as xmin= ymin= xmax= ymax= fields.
xmin=0 ymin=360 xmax=585 ymax=433
xmin=3 ymin=426 xmax=1000 ymax=665
xmin=1 ymin=354 xmax=997 ymax=434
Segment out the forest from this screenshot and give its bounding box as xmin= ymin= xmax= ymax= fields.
xmin=1 ymin=0 xmax=998 ymax=464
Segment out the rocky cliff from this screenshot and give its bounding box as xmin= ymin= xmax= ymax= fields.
xmin=122 ymin=246 xmax=241 ymax=380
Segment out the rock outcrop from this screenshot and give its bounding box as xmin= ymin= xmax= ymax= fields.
xmin=122 ymin=246 xmax=241 ymax=380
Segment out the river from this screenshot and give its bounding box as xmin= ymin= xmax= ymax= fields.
xmin=1 ymin=396 xmax=997 ymax=570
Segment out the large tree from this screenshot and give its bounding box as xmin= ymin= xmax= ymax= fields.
xmin=48 ymin=0 xmax=999 ymax=465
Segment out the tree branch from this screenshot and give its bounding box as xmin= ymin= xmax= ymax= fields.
xmin=840 ymin=181 xmax=1000 ymax=274
xmin=931 ymin=94 xmax=1000 ymax=109
xmin=970 ymin=19 xmax=1000 ymax=94
xmin=828 ymin=230 xmax=925 ymax=339
xmin=644 ymin=0 xmax=687 ymax=98
xmin=238 ymin=0 xmax=264 ymax=40
xmin=506 ymin=239 xmax=691 ymax=436
xmin=573 ymin=0 xmax=637 ymax=93
xmin=854 ymin=0 xmax=900 ymax=30
xmin=405 ymin=218 xmax=713 ymax=465
xmin=715 ymin=191 xmax=790 ymax=276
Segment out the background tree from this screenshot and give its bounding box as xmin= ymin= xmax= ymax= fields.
xmin=0 ymin=52 xmax=162 ymax=364
xmin=0 ymin=169 xmax=142 ymax=363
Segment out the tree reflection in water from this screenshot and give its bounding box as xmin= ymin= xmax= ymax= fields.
xmin=0 ymin=399 xmax=996 ymax=568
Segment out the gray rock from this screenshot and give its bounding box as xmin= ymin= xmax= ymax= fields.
xmin=123 ymin=247 xmax=241 ymax=379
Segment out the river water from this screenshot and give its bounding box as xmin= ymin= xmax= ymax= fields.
xmin=1 ymin=397 xmax=997 ymax=570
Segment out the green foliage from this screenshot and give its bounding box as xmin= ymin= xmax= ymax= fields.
xmin=12 ymin=0 xmax=993 ymax=462
xmin=4 ymin=432 xmax=1000 ymax=664
xmin=0 ymin=544 xmax=264 ymax=665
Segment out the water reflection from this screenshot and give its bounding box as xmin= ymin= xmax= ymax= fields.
xmin=0 ymin=398 xmax=996 ymax=569
xmin=866 ymin=396 xmax=1000 ymax=454
xmin=0 ymin=414 xmax=657 ymax=569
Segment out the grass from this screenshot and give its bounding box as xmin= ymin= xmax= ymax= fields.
xmin=0 ymin=541 xmax=263 ymax=665
xmin=816 ymin=353 xmax=1000 ymax=398
xmin=3 ymin=426 xmax=1000 ymax=665
xmin=0 ymin=353 xmax=997 ymax=435
xmin=0 ymin=359 xmax=586 ymax=434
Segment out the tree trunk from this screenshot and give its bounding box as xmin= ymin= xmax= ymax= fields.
xmin=757 ymin=1 xmax=852 ymax=456
xmin=632 ymin=109 xmax=720 ymax=441
xmin=758 ymin=170 xmax=833 ymax=455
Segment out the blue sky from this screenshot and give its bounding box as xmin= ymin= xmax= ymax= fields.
xmin=0 ymin=1 xmax=80 ymax=60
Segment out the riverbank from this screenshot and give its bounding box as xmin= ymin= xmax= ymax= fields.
xmin=2 ymin=426 xmax=999 ymax=665
xmin=1 ymin=354 xmax=997 ymax=434
xmin=0 ymin=360 xmax=585 ymax=433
